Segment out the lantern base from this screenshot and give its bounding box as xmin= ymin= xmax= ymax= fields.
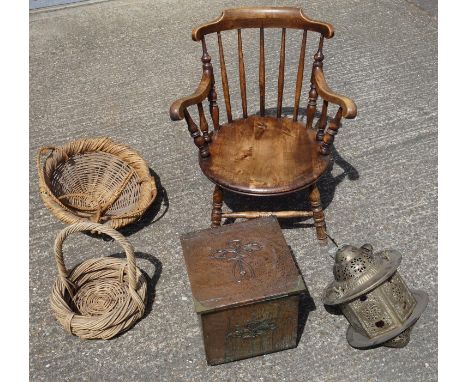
xmin=346 ymin=289 xmax=428 ymax=349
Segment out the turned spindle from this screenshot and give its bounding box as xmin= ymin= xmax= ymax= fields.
xmin=321 ymin=107 xmax=342 ymax=155
xmin=259 ymin=27 xmax=266 ymax=117
xmin=293 ymin=30 xmax=307 ymax=122
xmin=202 ymin=37 xmax=220 ymax=130
xmin=306 ymin=35 xmax=325 ymax=129
xmin=217 ymin=32 xmax=233 ymax=123
xmin=238 ymin=29 xmax=248 ymax=118
xmin=184 ymin=109 xmax=210 ymax=158
xmin=197 ymin=103 xmax=210 ymax=143
xmin=306 ymin=83 xmax=318 ymax=129
xmin=277 ymin=28 xmax=286 ymax=118
xmin=313 ymin=35 xmax=325 ymax=69
xmin=316 ymin=100 xmax=328 ymax=141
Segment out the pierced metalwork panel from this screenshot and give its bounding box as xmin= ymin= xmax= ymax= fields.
xmin=381 ymin=272 xmax=416 ymax=321
xmin=334 ymin=247 xmax=377 ymax=281
xmin=341 ymin=304 xmax=366 ymax=336
xmin=348 ymin=288 xmax=397 ymax=338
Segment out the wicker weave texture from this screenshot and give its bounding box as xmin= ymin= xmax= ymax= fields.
xmin=37 ymin=137 xmax=157 ymax=229
xmin=50 ymin=222 xmax=147 ymax=340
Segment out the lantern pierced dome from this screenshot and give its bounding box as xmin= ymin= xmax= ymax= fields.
xmin=323 ymin=244 xmax=402 ymax=305
xmin=333 ymin=244 xmax=377 ymax=281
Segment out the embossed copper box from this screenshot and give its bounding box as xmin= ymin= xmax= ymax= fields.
xmin=180 ymin=217 xmax=307 ymax=365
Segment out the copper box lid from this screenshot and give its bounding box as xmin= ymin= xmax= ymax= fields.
xmin=180 ymin=217 xmax=306 ymax=314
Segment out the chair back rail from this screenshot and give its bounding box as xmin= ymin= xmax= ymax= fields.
xmin=191 ymin=7 xmax=334 ymax=40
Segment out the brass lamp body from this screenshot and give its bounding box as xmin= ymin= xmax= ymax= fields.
xmin=323 ymin=244 xmax=428 ymax=349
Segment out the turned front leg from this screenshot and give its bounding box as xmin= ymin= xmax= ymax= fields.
xmin=310 ymin=184 xmax=327 ymax=241
xmin=211 ymin=185 xmax=223 ymax=228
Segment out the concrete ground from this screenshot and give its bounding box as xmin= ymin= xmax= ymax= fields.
xmin=29 ymin=0 xmax=437 ymax=381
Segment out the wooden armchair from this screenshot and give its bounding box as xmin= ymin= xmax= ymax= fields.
xmin=170 ymin=7 xmax=357 ymax=242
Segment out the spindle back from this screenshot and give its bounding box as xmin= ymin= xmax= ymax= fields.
xmin=193 ymin=7 xmax=335 ymax=125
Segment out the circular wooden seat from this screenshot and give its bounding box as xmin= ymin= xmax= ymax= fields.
xmin=200 ymin=116 xmax=331 ymax=195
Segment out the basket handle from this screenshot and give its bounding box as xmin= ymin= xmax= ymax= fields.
xmin=54 ymin=222 xmax=139 ymax=291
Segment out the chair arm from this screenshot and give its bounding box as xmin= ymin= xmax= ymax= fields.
xmin=169 ymin=73 xmax=212 ymax=121
xmin=313 ymin=68 xmax=357 ymax=119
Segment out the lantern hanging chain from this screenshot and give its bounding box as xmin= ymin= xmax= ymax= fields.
xmin=325 ymin=232 xmax=339 ymax=260
xmin=326 ymin=232 xmax=339 ymax=248
xmin=324 ymin=232 xmax=349 ymax=260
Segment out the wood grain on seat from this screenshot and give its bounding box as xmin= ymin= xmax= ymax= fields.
xmin=200 ymin=116 xmax=331 ymax=195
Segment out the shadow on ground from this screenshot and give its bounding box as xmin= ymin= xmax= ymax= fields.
xmin=286 ymin=245 xmax=317 ymax=344
xmin=222 ymin=146 xmax=359 ymax=229
xmin=77 ymin=169 xmax=169 ymax=241
xmin=83 ymin=169 xmax=169 ymax=241
xmin=120 ymin=169 xmax=169 ymax=237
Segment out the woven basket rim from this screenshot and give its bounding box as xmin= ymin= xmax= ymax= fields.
xmin=52 ymin=257 xmax=147 ymax=318
xmin=37 ymin=137 xmax=157 ymax=229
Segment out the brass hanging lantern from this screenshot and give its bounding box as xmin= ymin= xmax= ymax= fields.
xmin=322 ymin=244 xmax=428 ymax=348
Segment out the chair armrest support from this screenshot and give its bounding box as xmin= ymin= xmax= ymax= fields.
xmin=170 ymin=72 xmax=212 ymax=121
xmin=313 ymin=68 xmax=357 ymax=119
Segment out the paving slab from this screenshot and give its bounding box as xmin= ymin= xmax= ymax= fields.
xmin=30 ymin=0 xmax=437 ymax=381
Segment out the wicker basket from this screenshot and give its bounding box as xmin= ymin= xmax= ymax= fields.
xmin=37 ymin=137 xmax=157 ymax=230
xmin=50 ymin=222 xmax=147 ymax=340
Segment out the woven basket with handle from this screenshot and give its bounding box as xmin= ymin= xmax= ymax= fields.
xmin=37 ymin=137 xmax=157 ymax=230
xmin=50 ymin=222 xmax=147 ymax=340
